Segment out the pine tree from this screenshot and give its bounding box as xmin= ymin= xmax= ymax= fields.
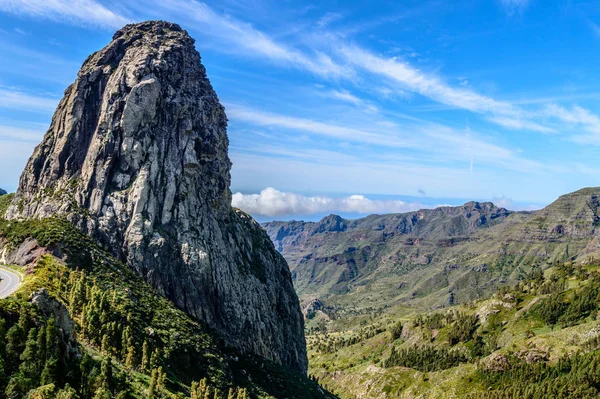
xmin=121 ymin=327 xmax=131 ymax=359
xmin=69 ymin=274 xmax=86 ymax=314
xmin=40 ymin=357 xmax=58 ymax=385
xmin=36 ymin=325 xmax=47 ymax=361
xmin=0 ymin=319 xmax=6 ymax=359
xmin=46 ymin=318 xmax=59 ymax=359
xmin=19 ymin=328 xmax=41 ymax=384
xmin=156 ymin=366 xmax=166 ymax=390
xmin=101 ymin=334 xmax=110 ymax=354
xmin=148 ymin=368 xmax=158 ymax=399
xmin=99 ymin=356 xmax=113 ymax=391
xmin=125 ymin=343 xmax=136 ymax=371
xmin=56 ymin=383 xmax=78 ymax=399
xmin=80 ymin=353 xmax=94 ymax=398
xmin=191 ymin=381 xmax=199 ymax=399
xmin=141 ymin=340 xmax=150 ymax=372
xmin=93 ymin=386 xmax=112 ymax=399
xmin=198 ymin=378 xmax=208 ymax=398
xmin=5 ymin=372 xmax=30 ymax=399
xmin=5 ymin=320 xmax=26 ymax=369
xmin=0 ymin=355 xmax=6 ymax=391
xmin=116 ymin=390 xmax=130 ymax=399
xmin=227 ymin=388 xmax=235 ymax=399
xmin=150 ymin=347 xmax=162 ymax=370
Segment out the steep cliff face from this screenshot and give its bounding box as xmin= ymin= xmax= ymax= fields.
xmin=6 ymin=21 xmax=307 ymax=373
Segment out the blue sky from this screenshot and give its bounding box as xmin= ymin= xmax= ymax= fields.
xmin=1 ymin=0 xmax=600 ymax=220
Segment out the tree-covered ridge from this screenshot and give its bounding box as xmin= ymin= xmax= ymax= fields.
xmin=307 ymin=259 xmax=600 ymax=398
xmin=0 ymin=194 xmax=334 ymax=399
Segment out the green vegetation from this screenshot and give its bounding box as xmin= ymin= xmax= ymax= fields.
xmin=307 ymin=258 xmax=600 ymax=398
xmin=469 ymin=352 xmax=600 ymax=398
xmin=383 ymin=345 xmax=467 ymax=372
xmin=0 ymin=198 xmax=334 ymax=399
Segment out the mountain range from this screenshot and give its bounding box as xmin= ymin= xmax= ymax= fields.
xmin=264 ymin=188 xmax=600 ymax=313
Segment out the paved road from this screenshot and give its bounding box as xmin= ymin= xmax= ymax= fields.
xmin=0 ymin=267 xmax=21 ymax=299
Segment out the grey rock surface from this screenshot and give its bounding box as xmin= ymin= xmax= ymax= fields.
xmin=6 ymin=21 xmax=307 ymax=372
xmin=30 ymin=288 xmax=78 ymax=356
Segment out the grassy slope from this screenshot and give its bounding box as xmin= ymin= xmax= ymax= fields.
xmin=0 ymin=193 xmax=334 ymax=399
xmin=307 ymin=261 xmax=600 ymax=398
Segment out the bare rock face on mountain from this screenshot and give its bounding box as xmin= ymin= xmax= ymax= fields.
xmin=6 ymin=21 xmax=307 ymax=373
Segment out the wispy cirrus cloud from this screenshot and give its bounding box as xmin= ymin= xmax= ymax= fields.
xmin=145 ymin=0 xmax=353 ymax=78
xmin=0 ymin=89 xmax=59 ymax=113
xmin=0 ymin=0 xmax=555 ymax=135
xmin=232 ymin=187 xmax=433 ymax=217
xmin=0 ymin=124 xmax=45 ymax=142
xmin=226 ymin=103 xmax=404 ymax=146
xmin=317 ymin=12 xmax=343 ymax=28
xmin=546 ymin=104 xmax=600 ymax=143
xmin=326 ymin=89 xmax=362 ymax=105
xmin=0 ymin=0 xmax=131 ymax=29
xmin=227 ymin=103 xmax=543 ymax=173
xmin=500 ymin=0 xmax=530 ymax=16
xmin=319 ymin=89 xmax=378 ymax=112
xmin=486 ymin=116 xmax=556 ymax=133
xmin=340 ymin=44 xmax=517 ymax=116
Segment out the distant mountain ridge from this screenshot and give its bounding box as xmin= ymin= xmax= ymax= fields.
xmin=264 ymin=189 xmax=600 ymax=311
xmin=267 ymin=201 xmax=512 ymax=252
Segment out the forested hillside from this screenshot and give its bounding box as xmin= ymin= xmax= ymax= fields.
xmin=0 ymin=193 xmax=334 ymax=399
xmin=307 ymin=258 xmax=600 ymax=398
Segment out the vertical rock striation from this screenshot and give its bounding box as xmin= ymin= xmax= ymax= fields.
xmin=6 ymin=21 xmax=307 ymax=373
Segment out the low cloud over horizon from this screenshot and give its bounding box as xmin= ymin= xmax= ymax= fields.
xmin=232 ymin=187 xmax=441 ymax=218
xmin=232 ymin=188 xmax=544 ymax=219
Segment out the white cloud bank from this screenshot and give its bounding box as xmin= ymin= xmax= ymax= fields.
xmin=231 ymin=187 xmax=433 ymax=217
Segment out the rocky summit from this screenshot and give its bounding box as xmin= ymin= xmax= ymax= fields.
xmin=6 ymin=21 xmax=307 ymax=373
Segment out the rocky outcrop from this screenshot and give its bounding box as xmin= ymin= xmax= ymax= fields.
xmin=6 ymin=21 xmax=306 ymax=372
xmin=30 ymin=288 xmax=78 ymax=356
xmin=0 ymin=238 xmax=63 ymax=267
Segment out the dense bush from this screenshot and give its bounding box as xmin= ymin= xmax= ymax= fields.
xmin=383 ymin=345 xmax=467 ymax=372
xmin=468 ymin=352 xmax=600 ymax=399
xmin=448 ymin=312 xmax=479 ymax=345
xmin=389 ymin=321 xmax=403 ymax=341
